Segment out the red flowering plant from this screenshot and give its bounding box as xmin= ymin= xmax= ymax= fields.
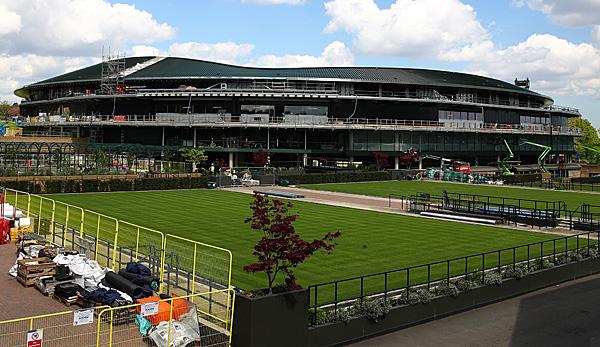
xmin=244 ymin=194 xmax=342 ymax=294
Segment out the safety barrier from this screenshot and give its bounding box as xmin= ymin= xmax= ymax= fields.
xmin=1 ymin=188 xmax=235 ymax=345
xmin=0 ymin=306 xmax=108 ymax=347
xmin=0 ymin=289 xmax=235 ymax=346
xmin=95 ymin=289 xmax=235 ymax=347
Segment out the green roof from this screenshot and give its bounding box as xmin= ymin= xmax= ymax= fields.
xmin=18 ymin=56 xmax=545 ymax=99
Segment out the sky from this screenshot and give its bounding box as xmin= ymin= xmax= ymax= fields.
xmin=1 ymin=0 xmax=600 ymax=125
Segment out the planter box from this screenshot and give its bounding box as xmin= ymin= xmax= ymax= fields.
xmin=308 ymin=257 xmax=600 ymax=347
xmin=233 ymin=289 xmax=308 ymax=347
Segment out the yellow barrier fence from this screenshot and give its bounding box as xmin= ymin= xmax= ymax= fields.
xmin=1 ymin=188 xmax=237 ymax=345
xmin=0 ymin=306 xmax=108 ymax=347
xmin=96 ymin=288 xmax=235 ymax=347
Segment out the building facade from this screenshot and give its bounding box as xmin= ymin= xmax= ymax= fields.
xmin=15 ymin=56 xmax=582 ymax=168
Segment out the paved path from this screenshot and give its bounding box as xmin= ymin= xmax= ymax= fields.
xmin=349 ymin=273 xmax=600 ymax=347
xmin=226 ymin=186 xmax=403 ymax=213
xmin=0 ymin=244 xmax=68 ymax=321
xmin=225 ymin=186 xmax=581 ymax=237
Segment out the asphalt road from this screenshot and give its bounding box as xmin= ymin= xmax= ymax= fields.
xmin=350 ymin=274 xmax=600 ymax=347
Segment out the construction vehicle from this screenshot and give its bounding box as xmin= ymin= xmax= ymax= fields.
xmin=500 ymin=139 xmax=515 ymax=176
xmin=521 ymin=140 xmax=552 ymax=173
xmin=422 ymin=155 xmax=471 ymax=175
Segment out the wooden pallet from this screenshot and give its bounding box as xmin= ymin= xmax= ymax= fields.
xmin=16 ymin=257 xmax=56 ymax=287
xmin=53 ymin=294 xmax=79 ymax=307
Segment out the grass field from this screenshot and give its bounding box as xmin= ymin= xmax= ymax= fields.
xmin=45 ymin=189 xmax=580 ymax=295
xmin=300 ymin=180 xmax=600 ymax=210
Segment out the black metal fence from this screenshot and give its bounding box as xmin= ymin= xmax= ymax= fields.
xmin=308 ymin=231 xmax=600 ymax=325
xmin=505 ymin=179 xmax=600 ymax=193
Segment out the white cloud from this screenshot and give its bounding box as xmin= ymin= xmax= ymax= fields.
xmin=130 ymin=45 xmax=162 ymax=57
xmin=0 ymin=54 xmax=93 ymax=101
xmin=241 ymin=0 xmax=306 ymax=4
xmin=593 ymin=26 xmax=600 ymax=46
xmin=442 ymin=34 xmax=600 ymax=97
xmin=252 ymin=41 xmax=354 ymax=67
xmin=0 ymin=4 xmax=21 ymax=35
xmin=0 ymin=0 xmax=175 ymax=56
xmin=130 ymin=41 xmax=353 ymax=68
xmin=323 ymin=0 xmax=489 ymax=57
xmin=524 ymin=0 xmax=600 ymax=27
xmin=169 ymin=42 xmax=255 ymax=65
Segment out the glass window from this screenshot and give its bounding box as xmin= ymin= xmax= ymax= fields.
xmin=241 ymin=105 xmax=274 ymax=115
xmin=284 ymin=105 xmax=328 ymax=116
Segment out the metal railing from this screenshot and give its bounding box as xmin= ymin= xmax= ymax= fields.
xmin=22 ymin=114 xmax=582 ymax=135
xmin=308 ymin=231 xmax=599 ymax=325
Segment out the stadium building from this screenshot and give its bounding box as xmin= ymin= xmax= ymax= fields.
xmin=14 ymin=56 xmax=582 ymax=169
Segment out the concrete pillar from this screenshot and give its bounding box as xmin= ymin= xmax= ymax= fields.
xmin=395 ymin=156 xmax=399 ymax=170
xmin=161 ymin=127 xmax=165 ymax=147
xmin=419 ymin=156 xmax=423 ymax=170
xmin=193 ymin=128 xmax=197 ymax=148
xmin=229 ymin=152 xmax=234 ymax=169
xmin=303 ymin=153 xmax=308 ymax=167
xmin=394 ymin=131 xmax=399 ymax=152
xmin=349 ymin=130 xmax=354 ymax=163
xmin=267 ymin=128 xmax=270 ymax=150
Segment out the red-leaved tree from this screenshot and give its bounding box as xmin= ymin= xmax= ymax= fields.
xmin=252 ymin=150 xmax=270 ymax=167
xmin=399 ymin=149 xmax=419 ymax=169
xmin=371 ymin=152 xmax=389 ymax=170
xmin=244 ymin=194 xmax=342 ymax=293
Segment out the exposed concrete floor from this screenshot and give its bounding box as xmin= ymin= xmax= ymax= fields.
xmin=349 ymin=273 xmax=600 ymax=347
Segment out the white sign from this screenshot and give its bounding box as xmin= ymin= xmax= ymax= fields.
xmin=73 ymin=308 xmax=94 ymax=326
xmin=27 ymin=329 xmax=43 ymax=347
xmin=140 ymin=301 xmax=159 ymax=317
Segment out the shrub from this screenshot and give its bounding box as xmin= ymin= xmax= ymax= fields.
xmin=568 ymin=251 xmax=584 ymax=262
xmin=325 ymin=308 xmax=354 ymax=324
xmin=452 ymin=278 xmax=477 ymax=292
xmin=483 ymin=272 xmax=502 ymax=286
xmin=554 ymin=254 xmax=567 ymax=265
xmin=354 ymin=298 xmax=392 ymax=322
xmin=434 ymin=282 xmax=460 ymax=297
xmin=308 ymin=308 xmax=327 ymax=325
xmin=502 ymin=264 xmax=529 ymax=279
xmin=276 ymin=171 xmax=392 ymax=185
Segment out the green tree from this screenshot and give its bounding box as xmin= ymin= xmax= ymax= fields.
xmin=179 ymin=147 xmax=208 ymax=172
xmin=569 ymin=117 xmax=600 ymax=163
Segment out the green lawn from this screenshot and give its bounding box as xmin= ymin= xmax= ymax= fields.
xmin=300 ymin=180 xmax=600 ymax=210
xmin=41 ymin=189 xmax=586 ymax=299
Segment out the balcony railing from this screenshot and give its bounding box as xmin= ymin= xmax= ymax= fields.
xmin=22 ymin=114 xmax=582 ymax=136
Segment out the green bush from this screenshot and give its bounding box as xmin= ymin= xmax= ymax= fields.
xmin=277 ymin=171 xmax=392 ymax=185
xmin=500 ymin=173 xmax=542 ymax=184
xmin=2 ymin=176 xmax=209 ymax=194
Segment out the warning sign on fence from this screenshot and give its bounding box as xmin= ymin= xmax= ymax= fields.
xmin=27 ymin=329 xmax=43 ymax=347
xmin=73 ymin=308 xmax=94 ymax=326
xmin=141 ymin=301 xmax=159 ymax=317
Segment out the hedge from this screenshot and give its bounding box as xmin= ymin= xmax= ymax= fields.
xmin=0 ymin=176 xmax=210 ymax=194
xmin=571 ymin=176 xmax=600 ymax=184
xmin=498 ymin=173 xmax=542 ymax=184
xmin=276 ymin=171 xmax=392 ymax=185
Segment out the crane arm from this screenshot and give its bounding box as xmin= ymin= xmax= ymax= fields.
xmin=501 ymin=139 xmax=515 ymax=176
xmin=520 ymin=141 xmax=552 ymax=173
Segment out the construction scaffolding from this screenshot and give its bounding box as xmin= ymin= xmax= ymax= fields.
xmin=100 ymin=50 xmax=126 ymax=96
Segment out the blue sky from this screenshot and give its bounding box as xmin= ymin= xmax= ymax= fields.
xmin=2 ymin=0 xmax=600 ymax=125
